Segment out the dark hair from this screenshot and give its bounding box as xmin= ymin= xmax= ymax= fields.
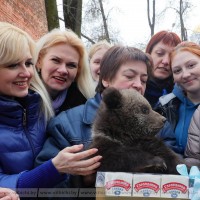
xmin=145 ymin=30 xmax=181 ymax=54
xmin=96 ymin=45 xmax=152 ymax=93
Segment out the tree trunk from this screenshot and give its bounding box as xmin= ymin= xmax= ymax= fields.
xmin=63 ymin=0 xmax=82 ymax=36
xmin=147 ymin=0 xmax=155 ymax=36
xmin=179 ymin=0 xmax=187 ymax=41
xmin=45 ymin=0 xmax=59 ymax=31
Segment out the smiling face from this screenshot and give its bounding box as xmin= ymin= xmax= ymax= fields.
xmin=150 ymin=41 xmax=174 ymax=80
xmin=102 ymin=61 xmax=148 ymax=95
xmin=37 ymin=43 xmax=79 ymax=98
xmin=0 ymin=50 xmax=34 ymax=97
xmin=89 ymin=47 xmax=109 ymax=82
xmin=171 ymin=50 xmax=200 ymax=96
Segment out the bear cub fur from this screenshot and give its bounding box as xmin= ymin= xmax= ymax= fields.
xmin=87 ymin=88 xmax=183 ymax=185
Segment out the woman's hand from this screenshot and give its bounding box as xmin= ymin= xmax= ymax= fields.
xmin=52 ymin=144 xmax=102 ymax=176
xmin=0 ymin=188 xmax=20 ymax=200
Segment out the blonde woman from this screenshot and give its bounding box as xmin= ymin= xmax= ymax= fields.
xmin=89 ymin=40 xmax=112 ymax=85
xmin=0 ymin=22 xmax=100 ymax=191
xmin=36 ymin=28 xmax=96 ymax=114
xmin=35 ymin=46 xmax=151 ymax=188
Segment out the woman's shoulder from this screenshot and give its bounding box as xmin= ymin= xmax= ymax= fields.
xmin=154 ymin=93 xmax=180 ymax=116
xmin=52 ymin=104 xmax=85 ymax=123
xmin=48 ymin=95 xmax=99 ymax=129
xmin=189 ymin=105 xmax=200 ymax=129
xmin=158 ymin=93 xmax=179 ymax=107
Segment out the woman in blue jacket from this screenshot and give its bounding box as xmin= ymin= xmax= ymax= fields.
xmin=35 ymin=45 xmax=166 ymax=188
xmin=0 ymin=22 xmax=101 ymax=192
xmin=156 ymin=41 xmax=200 ymax=155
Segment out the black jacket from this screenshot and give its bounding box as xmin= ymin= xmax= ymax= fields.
xmin=145 ymin=77 xmax=174 ymax=109
xmin=58 ymin=82 xmax=87 ymax=114
xmin=155 ymin=94 xmax=180 ymax=131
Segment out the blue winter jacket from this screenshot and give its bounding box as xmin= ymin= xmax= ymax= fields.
xmin=35 ymin=93 xmax=102 ymax=186
xmin=0 ymin=91 xmax=65 ymax=188
xmin=156 ymin=85 xmax=199 ymax=154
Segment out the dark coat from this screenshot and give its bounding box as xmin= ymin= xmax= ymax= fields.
xmin=57 ymin=82 xmax=87 ymax=114
xmin=145 ymin=77 xmax=173 ymax=109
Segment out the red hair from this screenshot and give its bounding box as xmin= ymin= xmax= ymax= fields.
xmin=170 ymin=41 xmax=200 ymax=64
xmin=146 ymin=30 xmax=181 ymax=54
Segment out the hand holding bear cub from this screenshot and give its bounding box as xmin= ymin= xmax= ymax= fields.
xmin=85 ymin=88 xmax=184 ymax=186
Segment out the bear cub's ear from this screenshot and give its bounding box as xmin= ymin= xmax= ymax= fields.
xmin=102 ymin=87 xmax=122 ymax=109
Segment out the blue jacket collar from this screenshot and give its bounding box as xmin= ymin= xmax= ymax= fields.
xmin=173 ymin=84 xmax=185 ymax=102
xmin=173 ymin=84 xmax=197 ymax=107
xmin=83 ymin=93 xmax=102 ymax=124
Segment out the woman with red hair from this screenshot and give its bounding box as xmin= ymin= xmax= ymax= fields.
xmin=145 ymin=30 xmax=181 ymax=108
xmin=156 ymin=41 xmax=200 ymax=156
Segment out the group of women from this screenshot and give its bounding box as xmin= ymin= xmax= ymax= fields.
xmin=1 ymin=21 xmax=200 ymax=200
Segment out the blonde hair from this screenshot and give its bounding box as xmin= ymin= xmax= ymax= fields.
xmin=36 ymin=28 xmax=95 ymax=99
xmin=89 ymin=40 xmax=112 ymax=60
xmin=0 ymin=22 xmax=54 ymax=121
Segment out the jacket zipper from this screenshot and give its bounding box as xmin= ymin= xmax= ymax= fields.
xmin=23 ymin=109 xmax=36 ymax=158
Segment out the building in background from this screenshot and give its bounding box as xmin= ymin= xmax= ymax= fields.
xmin=0 ymin=0 xmax=48 ymax=40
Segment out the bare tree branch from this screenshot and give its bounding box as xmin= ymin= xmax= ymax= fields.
xmin=81 ymin=33 xmax=95 ymax=44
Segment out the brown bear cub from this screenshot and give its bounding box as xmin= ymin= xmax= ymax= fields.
xmin=86 ymin=88 xmax=183 ymax=185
